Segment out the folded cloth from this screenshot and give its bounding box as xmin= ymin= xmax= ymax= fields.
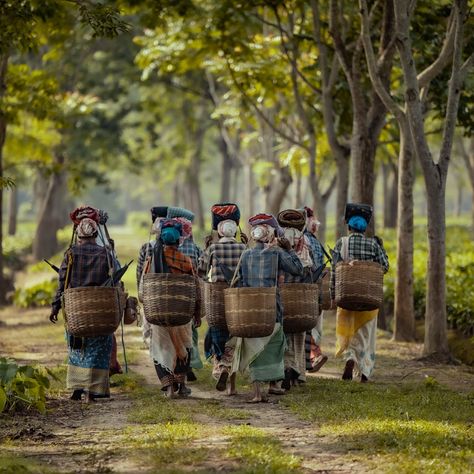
xmin=70 ymin=206 xmax=99 ymax=225
xmin=167 ymin=207 xmax=195 ymax=222
xmin=344 ymin=203 xmax=373 ymax=224
xmin=248 ymin=213 xmax=284 ymax=237
xmin=211 ymin=203 xmax=241 ymax=230
xmin=151 ymin=206 xmax=169 ymax=222
xmin=277 ymin=209 xmax=306 ymax=231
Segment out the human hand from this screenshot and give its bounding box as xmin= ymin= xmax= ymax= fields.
xmin=49 ymin=311 xmax=58 ymax=324
xmin=277 ymin=237 xmax=292 ymax=251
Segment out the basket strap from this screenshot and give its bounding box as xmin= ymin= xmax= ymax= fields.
xmin=229 ymin=252 xmax=245 ymax=288
xmin=341 ymin=236 xmax=350 ymax=262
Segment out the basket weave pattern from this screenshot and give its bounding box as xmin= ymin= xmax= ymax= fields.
xmin=64 ymin=286 xmax=122 ymax=337
xmin=143 ymin=273 xmax=196 ymax=326
xmin=320 ymin=272 xmax=335 ymax=310
xmin=281 ymin=283 xmax=319 ymax=333
xmin=202 ymin=281 xmax=228 ymax=329
xmin=335 ymin=260 xmax=383 ymax=311
xmin=224 ymin=287 xmax=276 ymax=338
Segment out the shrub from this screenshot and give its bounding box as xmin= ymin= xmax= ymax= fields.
xmin=13 ymin=278 xmax=57 ymax=308
xmin=3 ymin=234 xmax=32 ymax=271
xmin=382 ymin=225 xmax=474 ymax=335
xmin=126 ymin=211 xmax=150 ymax=232
xmin=0 ymin=358 xmax=56 ymax=413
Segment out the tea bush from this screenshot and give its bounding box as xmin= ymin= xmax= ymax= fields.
xmin=0 ymin=358 xmax=56 ymax=413
xmin=13 ymin=278 xmax=57 ymax=308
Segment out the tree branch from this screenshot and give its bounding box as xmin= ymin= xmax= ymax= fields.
xmin=322 ymin=173 xmax=337 ymax=201
xmin=359 ymin=0 xmax=405 ymax=123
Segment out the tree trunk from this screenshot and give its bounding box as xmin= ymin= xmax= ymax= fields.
xmin=0 ymin=53 xmax=9 ymax=304
xmin=455 ymin=181 xmax=462 ymax=216
xmin=313 ymin=190 xmax=328 ymax=245
xmin=33 ymin=154 xmax=67 ymax=261
xmin=264 ymin=166 xmax=292 ymax=215
xmin=295 ymin=169 xmax=302 ymax=208
xmin=383 ymin=163 xmax=398 ymax=228
xmin=393 ymin=126 xmax=415 ymax=341
xmin=7 ymin=185 xmax=18 ymax=236
xmin=335 ymin=156 xmax=349 ymax=239
xmin=243 ymin=160 xmax=254 ymax=222
xmin=218 ymin=133 xmax=232 ymax=202
xmin=423 ymin=185 xmax=449 ymax=356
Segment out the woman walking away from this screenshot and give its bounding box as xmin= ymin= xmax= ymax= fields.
xmin=168 ymin=207 xmax=203 ymax=382
xmin=230 ymin=214 xmax=303 ymax=403
xmin=50 ymin=214 xmax=119 ymax=403
xmin=302 ymin=207 xmax=328 ymax=373
xmin=331 ymin=204 xmax=389 ymax=382
xmin=145 ymin=218 xmax=196 ymax=398
xmin=198 ymin=203 xmax=246 ymax=395
xmin=277 ymin=209 xmax=316 ymax=390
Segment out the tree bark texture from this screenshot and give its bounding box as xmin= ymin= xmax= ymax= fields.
xmin=7 ymin=185 xmax=18 ymax=236
xmin=0 ymin=53 xmax=8 ymax=304
xmin=33 ymin=154 xmax=67 ymax=261
xmin=393 ymin=126 xmax=415 ymax=341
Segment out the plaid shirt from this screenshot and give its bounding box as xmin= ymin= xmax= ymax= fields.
xmin=331 ymin=232 xmax=389 ymax=297
xmin=179 ymin=238 xmax=202 ymax=268
xmin=164 ymin=246 xmax=194 ymax=274
xmin=304 ymin=232 xmax=324 ymax=267
xmin=198 ymin=239 xmax=247 ymax=282
xmin=52 ymin=243 xmax=114 ymax=313
xmin=239 ymin=243 xmax=303 ymax=288
xmin=136 ymin=240 xmax=154 ymax=289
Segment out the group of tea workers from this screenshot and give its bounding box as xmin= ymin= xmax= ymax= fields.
xmin=50 ymin=202 xmax=389 ymax=403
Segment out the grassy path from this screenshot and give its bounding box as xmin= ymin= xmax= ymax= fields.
xmin=1 ymin=304 xmax=473 ymax=473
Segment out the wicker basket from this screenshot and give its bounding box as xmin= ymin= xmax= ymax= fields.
xmin=335 ymin=260 xmax=383 ymax=311
xmin=142 ymin=273 xmax=196 ymax=326
xmin=202 ymin=281 xmax=228 ymax=329
xmin=320 ymin=271 xmax=335 ymax=311
xmin=281 ymin=283 xmax=319 ymax=333
xmin=224 ymin=287 xmax=276 ymax=338
xmin=64 ymin=286 xmax=123 ymax=337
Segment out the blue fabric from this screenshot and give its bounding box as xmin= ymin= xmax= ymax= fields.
xmin=348 ymin=215 xmax=367 ymax=232
xmin=68 ymin=334 xmax=112 ymax=370
xmin=205 ymin=326 xmax=230 ymax=359
xmin=161 ymin=227 xmax=181 ymax=245
xmin=304 ymin=232 xmax=324 ymax=267
xmin=179 ymin=239 xmax=202 ymax=268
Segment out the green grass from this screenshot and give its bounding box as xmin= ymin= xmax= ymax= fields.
xmin=282 ymin=377 xmax=474 ymax=473
xmin=200 ymin=399 xmax=252 ymax=421
xmin=223 ymin=425 xmax=302 ymax=473
xmin=0 ymin=455 xmax=57 ymax=474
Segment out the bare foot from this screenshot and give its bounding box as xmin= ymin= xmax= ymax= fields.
xmin=165 ymin=386 xmax=176 ymax=399
xmin=226 ymin=373 xmax=237 ymax=396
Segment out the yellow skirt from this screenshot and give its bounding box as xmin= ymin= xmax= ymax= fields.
xmin=335 ymin=307 xmax=378 ymax=357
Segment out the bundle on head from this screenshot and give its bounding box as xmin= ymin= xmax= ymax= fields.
xmin=248 ymin=213 xmax=283 ymax=237
xmin=211 ymin=203 xmax=240 ymax=230
xmin=344 ymin=203 xmax=373 ymax=225
xmin=277 ymin=209 xmax=306 ymax=231
xmin=151 ymin=206 xmax=168 ymax=222
xmin=77 ymin=218 xmax=98 ymax=239
xmin=70 ymin=206 xmax=99 ymax=226
xmin=167 ymin=207 xmax=195 ymax=222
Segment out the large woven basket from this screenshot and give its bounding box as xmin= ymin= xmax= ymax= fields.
xmin=320 ymin=271 xmax=335 ymax=310
xmin=335 ymin=260 xmax=383 ymax=311
xmin=224 ymin=287 xmax=276 ymax=338
xmin=64 ymin=286 xmax=123 ymax=337
xmin=142 ymin=273 xmax=196 ymax=326
xmin=202 ymin=281 xmax=228 ymax=329
xmin=281 ymin=283 xmax=319 ymax=333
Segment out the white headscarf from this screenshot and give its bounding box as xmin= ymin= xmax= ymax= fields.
xmin=151 ymin=217 xmax=163 ymax=237
xmin=217 ymin=219 xmax=237 ymax=238
xmin=250 ymin=224 xmax=275 ymax=243
xmin=77 ymin=218 xmax=98 ymax=238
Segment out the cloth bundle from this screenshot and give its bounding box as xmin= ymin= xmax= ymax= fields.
xmin=277 ymin=209 xmax=306 ymax=231
xmin=70 ymin=206 xmax=99 ymax=225
xmin=248 ymin=213 xmax=284 ymax=237
xmin=167 ymin=207 xmax=195 ymax=222
xmin=344 ymin=203 xmax=373 ymax=225
xmin=151 ymin=206 xmax=169 ymax=222
xmin=211 ymin=203 xmax=240 ymax=230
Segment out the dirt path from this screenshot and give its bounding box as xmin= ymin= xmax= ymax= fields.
xmin=1 ymin=307 xmax=473 ymax=473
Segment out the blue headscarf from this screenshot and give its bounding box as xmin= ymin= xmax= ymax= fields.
xmin=348 ymin=215 xmax=367 ymax=232
xmin=160 ymin=219 xmax=182 ymax=245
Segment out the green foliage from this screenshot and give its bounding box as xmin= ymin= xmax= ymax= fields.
xmin=3 ymin=232 xmax=33 ymax=271
xmin=0 ymin=358 xmax=52 ymax=414
xmin=126 ymin=211 xmax=150 ymax=232
xmin=13 ymin=278 xmax=57 ymax=308
xmin=283 ymin=377 xmax=474 ymax=473
xmin=382 ymin=225 xmax=474 ymax=335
